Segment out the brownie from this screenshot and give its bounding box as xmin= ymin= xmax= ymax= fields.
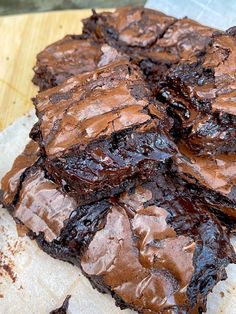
xmin=83 ymin=7 xmax=176 ymax=48
xmin=3 ymin=162 xmax=233 ymax=314
xmin=159 ymin=28 xmax=236 ymax=156
xmin=33 ymin=34 xmax=126 ymax=91
xmin=32 ymin=61 xmax=177 ymax=206
xmin=83 ymin=7 xmax=214 ymax=90
xmin=33 ymin=7 xmax=214 ymax=92
xmin=1 ymin=150 xmax=76 ymax=242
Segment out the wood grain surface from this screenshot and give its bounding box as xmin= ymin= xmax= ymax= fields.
xmin=0 ymin=9 xmax=112 ymax=131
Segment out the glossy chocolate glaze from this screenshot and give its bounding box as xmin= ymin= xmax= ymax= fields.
xmin=33 ymin=61 xmax=177 ymax=205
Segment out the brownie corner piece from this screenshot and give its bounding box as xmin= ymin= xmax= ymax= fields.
xmin=33 ymin=61 xmax=177 ymax=205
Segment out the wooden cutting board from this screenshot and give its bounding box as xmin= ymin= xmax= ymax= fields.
xmin=0 ymin=9 xmax=112 ymax=131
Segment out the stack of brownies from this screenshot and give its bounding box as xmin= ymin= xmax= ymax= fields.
xmin=1 ymin=6 xmax=236 ymax=313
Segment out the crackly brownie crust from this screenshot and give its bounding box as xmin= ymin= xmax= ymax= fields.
xmin=32 ymin=34 xmax=126 ymax=91
xmin=172 ymin=142 xmax=236 ymax=221
xmin=82 ymin=7 xmax=176 ymax=48
xmin=32 ymin=61 xmax=177 ymax=206
xmin=83 ymin=7 xmax=214 ymax=90
xmin=33 ymin=34 xmax=102 ymax=91
xmin=0 ymin=140 xmax=40 ymax=207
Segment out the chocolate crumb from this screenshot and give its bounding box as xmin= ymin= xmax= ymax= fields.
xmin=50 ymin=295 xmax=71 ymax=314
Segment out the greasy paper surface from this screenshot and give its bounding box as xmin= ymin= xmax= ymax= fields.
xmin=1 ymin=112 xmax=236 ymax=314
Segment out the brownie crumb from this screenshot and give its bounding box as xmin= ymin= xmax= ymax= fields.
xmin=50 ymin=295 xmax=71 ymax=314
xmin=220 ymin=291 xmax=225 ymax=298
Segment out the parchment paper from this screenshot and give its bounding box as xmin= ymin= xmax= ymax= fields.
xmin=146 ymin=0 xmax=236 ymax=30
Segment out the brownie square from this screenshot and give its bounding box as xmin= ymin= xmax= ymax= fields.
xmin=32 ymin=61 xmax=177 ymax=205
xmin=33 ymin=34 xmax=125 ymax=91
xmin=159 ymin=28 xmax=236 ymax=156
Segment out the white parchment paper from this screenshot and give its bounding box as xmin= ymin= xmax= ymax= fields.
xmin=146 ymin=0 xmax=236 ymax=30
